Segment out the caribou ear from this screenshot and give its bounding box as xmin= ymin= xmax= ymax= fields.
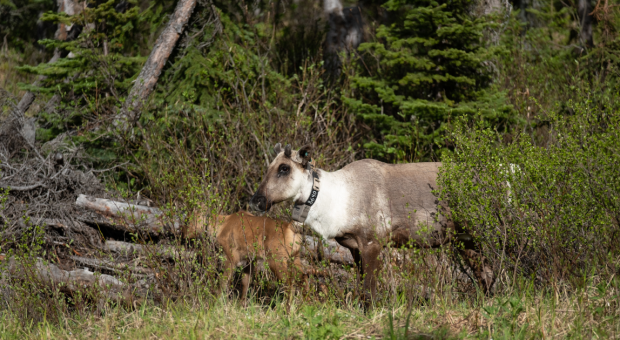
xmin=298 ymin=145 xmax=313 ymax=166
xmin=274 ymin=143 xmax=283 ymax=154
xmin=284 ymin=144 xmax=292 ymax=158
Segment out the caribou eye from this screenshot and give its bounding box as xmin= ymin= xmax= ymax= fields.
xmin=278 ymin=164 xmax=290 ymax=176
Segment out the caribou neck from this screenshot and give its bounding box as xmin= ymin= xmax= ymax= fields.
xmin=294 ymin=168 xmax=352 ymax=240
xmin=295 ymin=168 xmax=319 ymax=206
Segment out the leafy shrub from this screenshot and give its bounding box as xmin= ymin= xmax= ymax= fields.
xmin=438 ymin=86 xmax=620 ymax=290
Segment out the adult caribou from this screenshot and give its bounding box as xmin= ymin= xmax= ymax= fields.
xmin=249 ymin=144 xmax=494 ymax=306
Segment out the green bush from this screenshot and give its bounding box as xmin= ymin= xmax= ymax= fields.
xmin=438 ymin=86 xmax=620 ymax=290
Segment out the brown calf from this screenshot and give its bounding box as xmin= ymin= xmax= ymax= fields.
xmin=184 ymin=210 xmax=304 ymax=303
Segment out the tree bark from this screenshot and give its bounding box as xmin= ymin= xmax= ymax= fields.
xmin=578 ymin=0 xmax=594 ymax=48
xmin=116 ymin=0 xmax=197 ymax=128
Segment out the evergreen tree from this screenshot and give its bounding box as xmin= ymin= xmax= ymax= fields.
xmin=17 ymin=0 xmax=171 ymax=145
xmin=344 ymin=0 xmax=518 ymax=162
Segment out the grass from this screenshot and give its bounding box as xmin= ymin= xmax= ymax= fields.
xmin=1 ymin=280 xmax=618 ymax=339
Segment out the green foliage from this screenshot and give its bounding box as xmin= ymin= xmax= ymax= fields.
xmin=0 ymin=0 xmax=55 ymax=50
xmin=15 ymin=0 xmax=173 ymax=135
xmin=14 ymin=0 xmax=174 ymax=167
xmin=438 ymin=85 xmax=620 ymax=288
xmin=154 ymin=9 xmax=290 ymax=113
xmin=498 ymin=0 xmax=620 ymax=120
xmin=298 ymin=305 xmax=344 ymax=339
xmin=18 ymin=0 xmax=146 ymax=110
xmin=344 ymin=0 xmax=518 ymax=162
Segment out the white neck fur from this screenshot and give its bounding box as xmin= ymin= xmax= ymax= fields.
xmin=294 ymin=168 xmax=352 ymax=240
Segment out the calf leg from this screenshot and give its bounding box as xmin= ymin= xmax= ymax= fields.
xmin=350 ymin=247 xmax=363 ymax=283
xmin=269 ymin=256 xmax=307 ymax=295
xmin=218 ymin=258 xmax=236 ymax=298
xmin=239 ymin=262 xmax=254 ymax=305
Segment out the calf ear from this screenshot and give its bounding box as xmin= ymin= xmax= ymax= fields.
xmin=284 ymin=144 xmax=292 ymax=158
xmin=274 ymin=143 xmax=283 ymax=154
xmin=298 ymin=145 xmax=313 ymax=166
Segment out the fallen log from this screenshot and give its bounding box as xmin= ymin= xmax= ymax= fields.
xmin=1 ymin=256 xmax=144 ymax=305
xmin=69 ymin=255 xmax=154 ymax=276
xmin=302 ymin=235 xmax=354 ymax=265
xmin=104 ymin=240 xmax=194 ymax=262
xmin=116 ymin=0 xmax=197 ymax=127
xmin=76 ymin=194 xmax=181 ymax=234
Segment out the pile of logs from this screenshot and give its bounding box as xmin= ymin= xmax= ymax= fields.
xmin=0 ymin=193 xmax=355 ymax=307
xmin=73 ymin=193 xmax=354 ymax=265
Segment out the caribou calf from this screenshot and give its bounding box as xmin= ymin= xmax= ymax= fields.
xmin=184 ymin=210 xmax=304 ymax=303
xmin=249 ymin=144 xmax=494 ymax=307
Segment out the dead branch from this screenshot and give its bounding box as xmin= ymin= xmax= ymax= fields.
xmin=0 ymin=182 xmax=45 ymax=191
xmin=116 ymin=0 xmax=197 ymax=127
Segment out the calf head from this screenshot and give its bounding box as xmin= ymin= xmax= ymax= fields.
xmin=249 ymin=143 xmax=312 ymax=212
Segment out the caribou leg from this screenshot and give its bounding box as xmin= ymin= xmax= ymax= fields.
xmin=459 ymin=248 xmax=494 ymax=293
xmin=360 ymin=241 xmax=382 ymax=307
xmin=455 ymin=233 xmax=494 ymax=293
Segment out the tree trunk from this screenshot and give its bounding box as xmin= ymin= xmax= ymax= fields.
xmin=116 ymin=0 xmax=197 ymax=128
xmin=578 ymin=0 xmax=594 ymax=48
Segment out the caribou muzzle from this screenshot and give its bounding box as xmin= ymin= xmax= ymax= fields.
xmin=249 ymin=192 xmax=272 ymax=212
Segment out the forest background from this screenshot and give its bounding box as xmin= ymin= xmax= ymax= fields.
xmin=0 ymin=0 xmax=619 ymax=338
